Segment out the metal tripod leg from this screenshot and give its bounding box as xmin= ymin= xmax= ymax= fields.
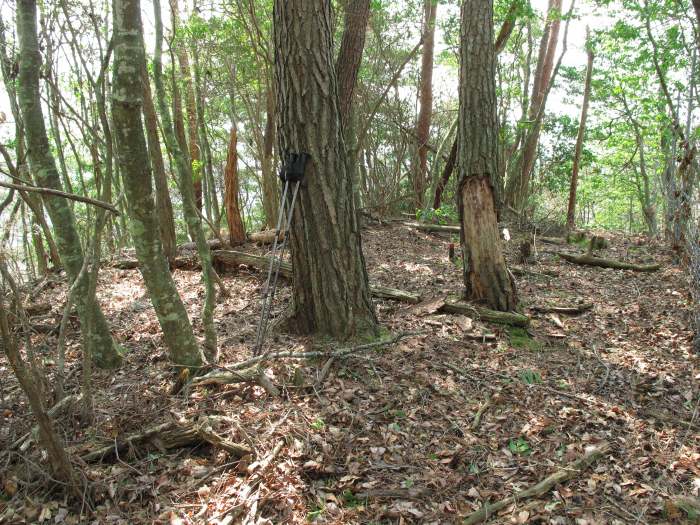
xmin=253 ymin=180 xmax=301 ymax=356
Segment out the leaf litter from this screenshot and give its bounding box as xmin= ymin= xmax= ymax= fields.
xmin=0 ymin=223 xmax=698 ymax=524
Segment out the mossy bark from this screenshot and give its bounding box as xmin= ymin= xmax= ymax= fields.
xmin=16 ymin=0 xmax=121 ymax=368
xmin=112 ymin=0 xmax=202 ymax=368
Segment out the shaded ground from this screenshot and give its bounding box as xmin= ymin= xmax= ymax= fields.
xmin=1 ymin=222 xmax=698 ymax=524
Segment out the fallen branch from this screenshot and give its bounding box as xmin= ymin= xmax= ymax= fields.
xmin=471 ymin=395 xmax=492 ymax=431
xmin=440 ymin=297 xmax=530 ymax=327
xmin=464 ymin=442 xmax=611 ymax=524
xmin=212 ymin=250 xmax=422 ymax=304
xmin=530 ymin=303 xmax=593 ymax=315
xmin=403 ymin=221 xmax=460 ymax=233
xmin=79 ymin=416 xmax=252 ymax=462
xmin=558 ymin=252 xmax=660 ymax=272
xmin=0 ymin=181 xmax=120 ymax=214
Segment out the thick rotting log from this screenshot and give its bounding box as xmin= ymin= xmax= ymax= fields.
xmin=464 ymin=442 xmax=610 ymax=525
xmin=403 ymin=221 xmax=461 ymax=233
xmin=79 ymin=417 xmax=252 ymax=462
xmin=213 ymin=250 xmax=422 ymax=304
xmin=248 ymin=230 xmax=285 ymax=244
xmin=439 ymin=296 xmax=530 ymax=327
xmin=558 ymin=252 xmax=660 ymax=272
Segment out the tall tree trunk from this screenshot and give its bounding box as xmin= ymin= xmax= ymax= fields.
xmin=274 ymin=0 xmax=378 ymax=339
xmin=429 ymin=8 xmax=520 ymax=212
xmin=261 ymin=85 xmax=279 ymax=228
xmin=16 ymin=0 xmax=121 ymax=369
xmin=505 ymin=0 xmax=562 ymax=209
xmin=112 ymin=0 xmax=203 ymax=368
xmin=141 ymin=59 xmax=177 ymax=263
xmin=336 ymin=0 xmax=371 ymax=124
xmin=566 ymin=30 xmax=593 ymax=231
xmin=154 ymin=0 xmax=218 ymax=363
xmin=224 ymin=126 xmax=246 ymax=245
xmin=169 ymin=0 xmax=202 ymax=212
xmin=413 ymin=0 xmax=437 ymax=209
xmin=457 ymin=0 xmax=517 ymax=312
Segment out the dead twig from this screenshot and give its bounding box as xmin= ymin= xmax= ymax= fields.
xmin=464 ymin=442 xmax=611 ymax=524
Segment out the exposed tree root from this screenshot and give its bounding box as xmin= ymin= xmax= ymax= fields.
xmin=558 ymin=252 xmax=660 ymax=272
xmin=463 ymin=442 xmax=611 ymax=524
xmin=79 ymin=416 xmax=253 ymax=462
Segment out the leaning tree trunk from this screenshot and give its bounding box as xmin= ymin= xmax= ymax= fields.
xmin=413 ymin=0 xmax=437 ymax=209
xmin=274 ymin=0 xmax=378 ymax=339
xmin=224 ymin=127 xmax=246 ymax=245
xmin=0 ymin=290 xmax=79 ymax=493
xmin=566 ymin=29 xmax=594 ymax=231
xmin=336 ymin=0 xmax=371 ymax=125
xmin=15 ymin=0 xmax=122 ymax=369
xmin=112 ymin=0 xmax=203 ymax=368
xmin=141 ymin=59 xmax=177 ymax=262
xmin=457 ymin=0 xmax=517 ymax=312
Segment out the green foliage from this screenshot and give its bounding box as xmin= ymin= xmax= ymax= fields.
xmin=518 ymin=369 xmax=543 ymax=385
xmin=310 ymin=418 xmax=325 ymax=431
xmin=507 ymin=327 xmax=541 ymax=352
xmin=508 ymin=437 xmax=532 ymax=455
xmin=416 ymin=206 xmax=457 ymax=225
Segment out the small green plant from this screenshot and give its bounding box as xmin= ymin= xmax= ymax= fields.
xmin=416 ymin=206 xmax=457 ymax=225
xmin=307 ymin=503 xmax=325 ymax=521
xmin=468 ymin=462 xmax=480 ymax=474
xmin=519 ymin=369 xmax=543 ymax=385
xmin=391 ymin=409 xmax=406 ymax=419
xmin=310 ymin=418 xmax=325 ymax=431
xmin=388 ymin=422 xmax=401 ymax=432
xmin=341 ymin=489 xmax=362 ymax=508
xmin=507 ymin=327 xmax=542 ymax=351
xmin=508 ymin=437 xmax=532 ymax=455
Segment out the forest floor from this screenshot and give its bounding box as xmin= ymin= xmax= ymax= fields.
xmin=1 ymin=221 xmax=699 ymax=525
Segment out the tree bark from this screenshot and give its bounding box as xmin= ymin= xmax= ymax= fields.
xmin=457 ymin=0 xmax=517 ymax=312
xmin=430 ymin=9 xmax=519 ymax=211
xmin=261 ymin=85 xmax=279 ymax=229
xmin=154 ymin=0 xmax=217 ymax=363
xmin=413 ymin=0 xmax=437 ymax=209
xmin=16 ymin=0 xmax=122 ymax=368
xmin=224 ymin=127 xmax=246 ymax=245
xmin=274 ymin=0 xmax=378 ymax=339
xmin=335 ymin=0 xmax=371 ymax=125
xmin=566 ymin=29 xmax=593 ymax=231
xmin=112 ymin=0 xmax=203 ymax=368
xmin=141 ymin=60 xmax=177 ymax=262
